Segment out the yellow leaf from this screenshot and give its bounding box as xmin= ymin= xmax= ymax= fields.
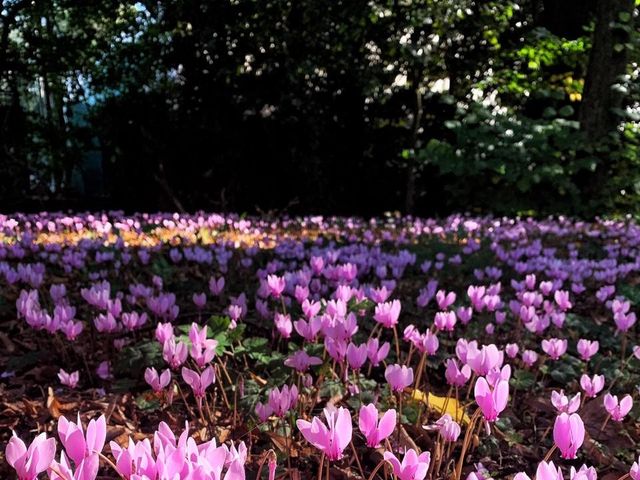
xmin=409 ymin=389 xmax=471 ymax=425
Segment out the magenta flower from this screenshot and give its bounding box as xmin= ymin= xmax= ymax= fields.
xmin=434 ymin=311 xmax=457 ymax=331
xmin=554 ymin=290 xmax=572 ymax=311
xmin=374 ymin=300 xmax=401 ymax=328
xmin=553 ymin=412 xmax=585 ymax=459
xmin=255 ymin=402 xmax=273 ymax=422
xmin=58 ymin=369 xmax=80 ymax=389
xmin=522 ymin=349 xmax=539 ymax=367
xmin=268 ymin=385 xmax=298 ymax=417
xmin=436 ymin=290 xmax=456 ymax=310
xmin=385 ymin=364 xmax=414 ymax=392
xmin=505 ymin=343 xmax=519 ymax=359
xmin=5 ymin=432 xmax=56 ymax=480
xmin=58 ymin=414 xmax=106 ymax=464
xmin=274 ymin=313 xmax=293 ymax=338
xmin=577 ymin=339 xmax=599 ymax=362
xmin=49 ymin=451 xmax=99 ymax=480
xmin=445 ymin=358 xmax=471 ymax=387
xmin=358 ymin=403 xmax=396 ymax=447
xmin=474 ymin=376 xmax=508 ymax=422
xmin=163 ymin=337 xmax=188 ymax=369
xmin=346 ymin=342 xmax=368 ymax=370
xmin=284 ymin=350 xmax=322 ymax=372
xmin=435 ymin=414 xmax=461 ymax=442
xmin=541 ymin=338 xmax=567 ymax=360
xmin=181 ymin=366 xmax=215 ymax=409
xmin=296 ymin=407 xmax=352 ymax=461
xmin=630 ymin=457 xmax=640 ymax=480
xmin=366 ymin=338 xmax=390 ymax=366
xmin=144 ymin=367 xmax=172 ymax=392
xmin=580 ymin=374 xmax=604 ymax=398
xmin=293 ymin=317 xmax=322 ymax=341
xmin=266 ymin=275 xmax=286 ymax=298
xmin=383 ymin=448 xmax=431 ymax=480
xmin=466 ymin=344 xmax=503 ymax=376
xmin=551 ymin=390 xmax=580 ymax=414
xmin=604 ymin=393 xmax=633 ymax=421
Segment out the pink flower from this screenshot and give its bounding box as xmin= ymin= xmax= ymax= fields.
xmin=434 ymin=311 xmax=457 ymax=331
xmin=533 ymin=461 xmax=564 ymax=480
xmin=181 ymin=366 xmax=215 ymax=410
xmin=144 ymin=367 xmax=171 ymax=392
xmin=436 ymin=290 xmax=456 ymax=310
xmin=474 ymin=376 xmax=508 ymax=422
xmin=445 ymin=358 xmax=471 ymax=387
xmin=155 ymin=322 xmax=173 ymax=344
xmin=58 ymin=369 xmax=80 ymax=389
xmin=435 ymin=414 xmax=461 ymax=442
xmin=209 ymin=276 xmax=225 ymax=295
xmin=163 ymin=337 xmax=188 ymax=369
xmin=57 ymin=414 xmax=106 ymax=464
xmin=551 ymin=390 xmax=580 ymax=414
xmin=274 ymin=313 xmax=293 ymax=338
xmin=296 ymin=407 xmax=352 ymax=461
xmin=466 ymin=344 xmax=503 ymax=376
xmin=385 ymin=364 xmax=414 ymax=392
xmin=383 ymin=449 xmax=431 ymax=480
xmin=293 ymin=317 xmax=322 ymax=341
xmin=553 ymin=412 xmax=585 ymax=459
xmin=554 ymin=290 xmax=572 ymax=311
xmin=268 ymin=385 xmax=298 ymax=417
xmin=346 ymin=342 xmax=368 ymax=370
xmin=5 ymin=432 xmax=56 ymax=480
xmin=374 ymin=300 xmax=401 ymax=328
xmin=604 ymin=393 xmax=633 ymax=421
xmin=505 ymin=343 xmax=519 ymax=359
xmin=95 ymin=361 xmax=111 ymax=380
xmin=49 ymin=451 xmax=99 ymax=480
xmin=522 ymin=349 xmax=538 ymax=367
xmin=580 ymin=374 xmax=604 ymax=398
xmin=577 ymin=339 xmax=599 ymax=362
xmin=366 ymin=338 xmax=390 ymax=366
xmin=255 ymin=402 xmax=273 ymax=422
xmin=358 ymin=404 xmax=396 ymax=447
xmin=630 ymin=457 xmax=640 ymax=480
xmin=267 ymin=275 xmax=286 ymax=298
xmin=284 ymin=350 xmax=322 ymax=372
xmin=614 ymin=311 xmax=637 ymax=332
xmin=541 ymin=338 xmax=567 ymax=360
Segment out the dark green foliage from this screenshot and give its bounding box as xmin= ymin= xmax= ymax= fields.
xmin=1 ymin=1 xmax=639 ymax=216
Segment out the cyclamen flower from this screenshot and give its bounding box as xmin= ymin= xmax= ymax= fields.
xmin=284 ymin=350 xmax=322 ymax=372
xmin=522 ymin=349 xmax=539 ymax=367
xmin=541 ymin=338 xmax=567 ymax=360
xmin=385 ymin=364 xmax=414 ymax=392
xmin=445 ymin=358 xmax=471 ymax=387
xmin=474 ymin=376 xmax=508 ymax=422
xmin=346 ymin=342 xmax=368 ymax=370
xmin=58 ymin=369 xmax=80 ymax=389
xmin=383 ymin=449 xmax=431 ymax=480
xmin=553 ymin=412 xmax=585 ymax=459
xmin=604 ymin=393 xmax=633 ymax=421
xmin=435 ymin=414 xmax=461 ymax=442
xmin=551 ymin=390 xmax=580 ymax=414
xmin=366 ymin=338 xmax=390 ymax=366
xmin=274 ymin=313 xmax=293 ymax=338
xmin=358 ymin=404 xmax=396 ymax=447
xmin=580 ymin=374 xmax=605 ymax=398
xmin=577 ymin=339 xmax=599 ymax=362
xmin=5 ymin=432 xmax=56 ymax=480
xmin=57 ymin=414 xmax=107 ymax=464
xmin=374 ymin=300 xmax=401 ymax=328
xmin=296 ymin=407 xmax=352 ymax=461
xmin=266 ymin=275 xmax=286 ymax=298
xmin=434 ymin=311 xmax=457 ymax=331
xmin=144 ymin=367 xmax=171 ymax=392
xmin=181 ymin=366 xmax=215 ymax=410
xmin=268 ymin=385 xmax=298 ymax=417
xmin=436 ymin=290 xmax=456 ymax=310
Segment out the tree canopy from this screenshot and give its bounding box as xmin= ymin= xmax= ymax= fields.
xmin=1 ymin=0 xmax=639 ymax=216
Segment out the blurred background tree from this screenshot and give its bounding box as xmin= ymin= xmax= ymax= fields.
xmin=1 ymin=0 xmax=639 ymax=216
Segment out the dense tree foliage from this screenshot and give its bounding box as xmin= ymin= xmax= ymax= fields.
xmin=1 ymin=0 xmax=639 ymax=215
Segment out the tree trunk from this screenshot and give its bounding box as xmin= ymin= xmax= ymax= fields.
xmin=579 ymin=0 xmax=635 ymax=140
